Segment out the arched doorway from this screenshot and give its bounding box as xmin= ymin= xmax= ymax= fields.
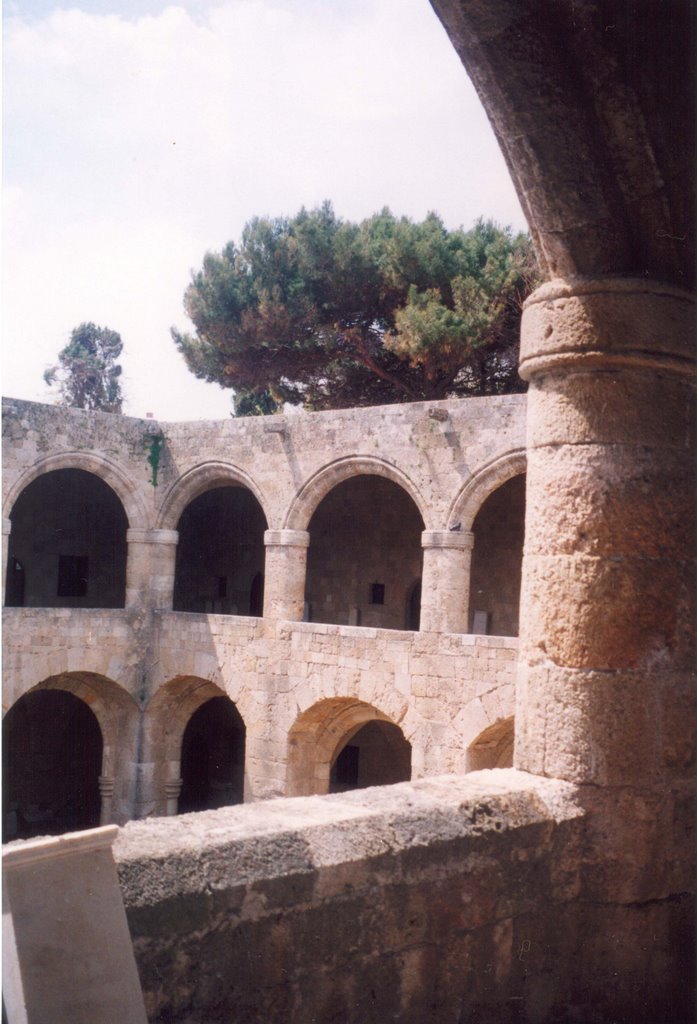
xmin=329 ymin=720 xmax=412 ymax=793
xmin=178 ymin=696 xmax=246 ymax=813
xmin=5 ymin=468 xmax=128 ymax=608
xmin=3 ymin=690 xmax=103 ymax=839
xmin=305 ymin=475 xmax=424 ymax=630
xmin=468 ymin=474 xmax=525 ymax=636
xmin=173 ymin=486 xmax=267 ymax=615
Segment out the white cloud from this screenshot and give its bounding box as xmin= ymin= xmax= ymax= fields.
xmin=3 ymin=0 xmax=526 ymax=421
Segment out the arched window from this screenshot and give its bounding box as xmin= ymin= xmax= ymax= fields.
xmin=173 ymin=487 xmax=267 ymax=615
xmin=469 ymin=475 xmax=525 ymax=636
xmin=305 ymin=475 xmax=424 ymax=630
xmin=6 ymin=469 xmax=128 ymax=609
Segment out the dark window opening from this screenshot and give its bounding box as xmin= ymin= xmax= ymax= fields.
xmin=407 ymin=579 xmax=421 ymax=631
xmin=173 ymin=486 xmax=267 ymax=616
xmin=5 ymin=558 xmax=25 ymax=608
xmin=57 ymin=555 xmax=89 ymax=598
xmin=6 ymin=468 xmax=127 ymax=609
xmin=370 ymin=582 xmax=385 ymax=605
xmin=249 ymin=572 xmax=264 ymax=617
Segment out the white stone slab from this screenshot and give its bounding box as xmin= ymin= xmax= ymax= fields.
xmin=2 ymin=825 xmax=147 ymax=1024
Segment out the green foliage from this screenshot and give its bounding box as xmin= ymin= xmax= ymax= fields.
xmin=44 ymin=322 xmax=124 ymax=413
xmin=173 ymin=204 xmax=539 ymax=413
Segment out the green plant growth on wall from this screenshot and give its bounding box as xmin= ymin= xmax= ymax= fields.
xmin=143 ymin=430 xmax=165 ymax=487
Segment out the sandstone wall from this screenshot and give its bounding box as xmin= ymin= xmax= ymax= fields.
xmin=2 ymin=394 xmax=525 ymax=823
xmin=114 ymin=771 xmax=694 ymax=1024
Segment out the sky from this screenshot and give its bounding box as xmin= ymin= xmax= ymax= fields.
xmin=3 ymin=0 xmax=527 ymax=421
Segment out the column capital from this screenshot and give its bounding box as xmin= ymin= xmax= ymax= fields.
xmin=126 ymin=528 xmax=179 ymax=546
xmin=520 ymin=276 xmax=697 ymax=381
xmin=98 ymin=776 xmax=115 ymax=797
xmin=421 ymin=529 xmax=474 ymax=551
xmin=164 ymin=779 xmax=183 ymax=798
xmin=264 ymin=529 xmax=310 ymax=548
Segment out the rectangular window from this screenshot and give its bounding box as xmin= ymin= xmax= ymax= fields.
xmin=370 ymin=582 xmax=385 ymax=605
xmin=57 ymin=555 xmax=88 ymax=598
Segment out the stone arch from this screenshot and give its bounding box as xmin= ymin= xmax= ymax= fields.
xmin=3 ymin=452 xmax=148 ymax=531
xmin=302 ymin=470 xmax=425 ymax=630
xmin=430 ymin=2 xmax=693 ymax=286
xmin=142 ymin=676 xmax=246 ymax=814
xmin=287 ymin=697 xmax=411 ymax=797
xmin=466 ymin=716 xmax=515 ymax=772
xmin=156 ymin=462 xmax=270 ymax=532
xmin=2 ymin=672 xmax=140 ymax=829
xmin=449 ymin=450 xmax=526 ymax=533
xmin=6 ymin=466 xmax=131 ymax=609
xmin=284 ymin=457 xmax=431 ymax=532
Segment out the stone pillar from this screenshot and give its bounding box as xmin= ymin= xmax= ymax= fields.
xmin=98 ymin=776 xmax=115 ymax=826
xmin=419 ymin=530 xmax=474 ymax=633
xmin=126 ymin=528 xmax=178 ymax=610
xmin=2 ymin=517 xmax=11 ymax=606
xmin=165 ymin=778 xmax=183 ymax=816
xmin=515 ymin=278 xmax=695 ymax=897
xmin=263 ymin=529 xmax=310 ymax=621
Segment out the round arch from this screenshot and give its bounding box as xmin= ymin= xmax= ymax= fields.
xmin=286 ymin=697 xmax=410 ymax=797
xmin=3 ymin=452 xmax=148 ymax=531
xmin=284 ymin=457 xmax=431 ymax=532
xmin=2 ymin=672 xmax=140 ymax=830
xmin=466 ymin=716 xmax=515 ymax=772
xmin=449 ymin=450 xmax=526 ymax=533
xmin=143 ymin=675 xmax=247 ymax=814
xmin=3 ymin=671 xmax=141 ymax=779
xmin=156 ymin=462 xmax=270 ymax=532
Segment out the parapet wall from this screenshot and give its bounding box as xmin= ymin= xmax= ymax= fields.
xmin=115 ymin=771 xmax=694 ymax=1024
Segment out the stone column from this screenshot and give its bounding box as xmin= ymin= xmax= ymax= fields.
xmin=419 ymin=530 xmax=474 ymax=634
xmin=125 ymin=528 xmax=178 ymax=610
xmin=2 ymin=517 xmax=11 ymax=606
xmin=98 ymin=775 xmax=115 ymax=826
xmin=263 ymin=529 xmax=310 ymax=621
xmin=165 ymin=778 xmax=183 ymax=816
xmin=149 ymin=529 xmax=179 ymax=610
xmin=516 ymin=278 xmax=695 ymax=781
xmin=515 ymin=278 xmax=695 ymax=896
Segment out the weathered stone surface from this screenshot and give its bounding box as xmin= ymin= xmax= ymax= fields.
xmin=115 ymin=772 xmax=586 ymax=1024
xmin=3 ymin=826 xmax=147 ymax=1024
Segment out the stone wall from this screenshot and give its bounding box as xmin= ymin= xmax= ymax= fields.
xmin=114 ymin=771 xmax=694 ymax=1024
xmin=2 ymin=393 xmax=525 ymax=827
